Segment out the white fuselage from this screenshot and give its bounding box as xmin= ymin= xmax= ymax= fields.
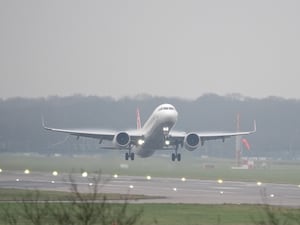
xmin=135 ymin=104 xmax=178 ymax=157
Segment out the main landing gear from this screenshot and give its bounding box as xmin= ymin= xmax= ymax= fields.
xmin=171 ymin=152 xmax=181 ymax=161
xmin=125 ymin=151 xmax=135 ymax=160
xmin=124 ymin=144 xmax=135 ymax=160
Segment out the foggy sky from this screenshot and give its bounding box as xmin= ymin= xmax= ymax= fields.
xmin=1 ymin=0 xmax=300 ymax=100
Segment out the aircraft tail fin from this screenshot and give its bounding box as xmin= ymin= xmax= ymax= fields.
xmin=136 ymin=107 xmax=142 ymax=130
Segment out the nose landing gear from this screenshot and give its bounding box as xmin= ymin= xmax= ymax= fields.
xmin=171 ymin=143 xmax=181 ymax=162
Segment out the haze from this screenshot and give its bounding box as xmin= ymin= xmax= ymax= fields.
xmin=1 ymin=0 xmax=300 ymax=99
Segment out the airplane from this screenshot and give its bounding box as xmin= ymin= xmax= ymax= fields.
xmin=43 ymin=103 xmax=256 ymax=161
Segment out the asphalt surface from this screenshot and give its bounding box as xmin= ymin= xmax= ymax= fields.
xmin=0 ymin=171 xmax=299 ymax=207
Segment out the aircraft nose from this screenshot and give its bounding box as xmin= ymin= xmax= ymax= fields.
xmin=157 ymin=104 xmax=178 ymax=123
xmin=166 ymin=108 xmax=178 ymax=122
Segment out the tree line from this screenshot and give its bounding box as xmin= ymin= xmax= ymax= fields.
xmin=0 ymin=94 xmax=300 ymax=159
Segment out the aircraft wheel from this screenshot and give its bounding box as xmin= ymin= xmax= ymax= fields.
xmin=130 ymin=152 xmax=135 ymax=160
xmin=171 ymin=153 xmax=176 ymax=161
xmin=177 ymin=153 xmax=181 ymax=162
xmin=125 ymin=152 xmax=129 ymax=160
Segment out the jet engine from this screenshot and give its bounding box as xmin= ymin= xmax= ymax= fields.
xmin=113 ymin=132 xmax=131 ymax=148
xmin=184 ymin=133 xmax=200 ymax=151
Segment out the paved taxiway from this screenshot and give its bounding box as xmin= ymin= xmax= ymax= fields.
xmin=0 ymin=171 xmax=299 ymax=207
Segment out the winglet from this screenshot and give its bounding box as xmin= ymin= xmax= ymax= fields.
xmin=253 ymin=120 xmax=257 ymax=133
xmin=41 ymin=115 xmax=49 ymax=130
xmin=41 ymin=115 xmax=46 ymax=128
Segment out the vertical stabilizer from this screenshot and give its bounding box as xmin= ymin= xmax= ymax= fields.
xmin=136 ymin=108 xmax=142 ymax=130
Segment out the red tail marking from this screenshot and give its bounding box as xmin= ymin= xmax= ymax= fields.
xmin=136 ymin=108 xmax=141 ymax=130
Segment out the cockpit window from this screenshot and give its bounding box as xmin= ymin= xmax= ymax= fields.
xmin=158 ymin=106 xmax=175 ymax=111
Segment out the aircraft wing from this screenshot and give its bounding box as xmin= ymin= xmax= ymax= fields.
xmin=43 ymin=125 xmax=115 ymax=140
xmin=43 ymin=122 xmax=144 ymax=145
xmin=169 ymin=120 xmax=256 ymax=146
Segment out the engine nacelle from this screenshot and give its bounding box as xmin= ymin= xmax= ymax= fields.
xmin=113 ymin=132 xmax=131 ymax=148
xmin=184 ymin=133 xmax=200 ymax=151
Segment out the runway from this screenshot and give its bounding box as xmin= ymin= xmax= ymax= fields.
xmin=0 ymin=170 xmax=299 ymax=207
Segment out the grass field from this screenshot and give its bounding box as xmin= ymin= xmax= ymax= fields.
xmin=135 ymin=204 xmax=300 ymax=225
xmin=0 ymin=188 xmax=297 ymax=225
xmin=0 ymin=201 xmax=299 ymax=225
xmin=0 ymin=153 xmax=300 ymax=184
